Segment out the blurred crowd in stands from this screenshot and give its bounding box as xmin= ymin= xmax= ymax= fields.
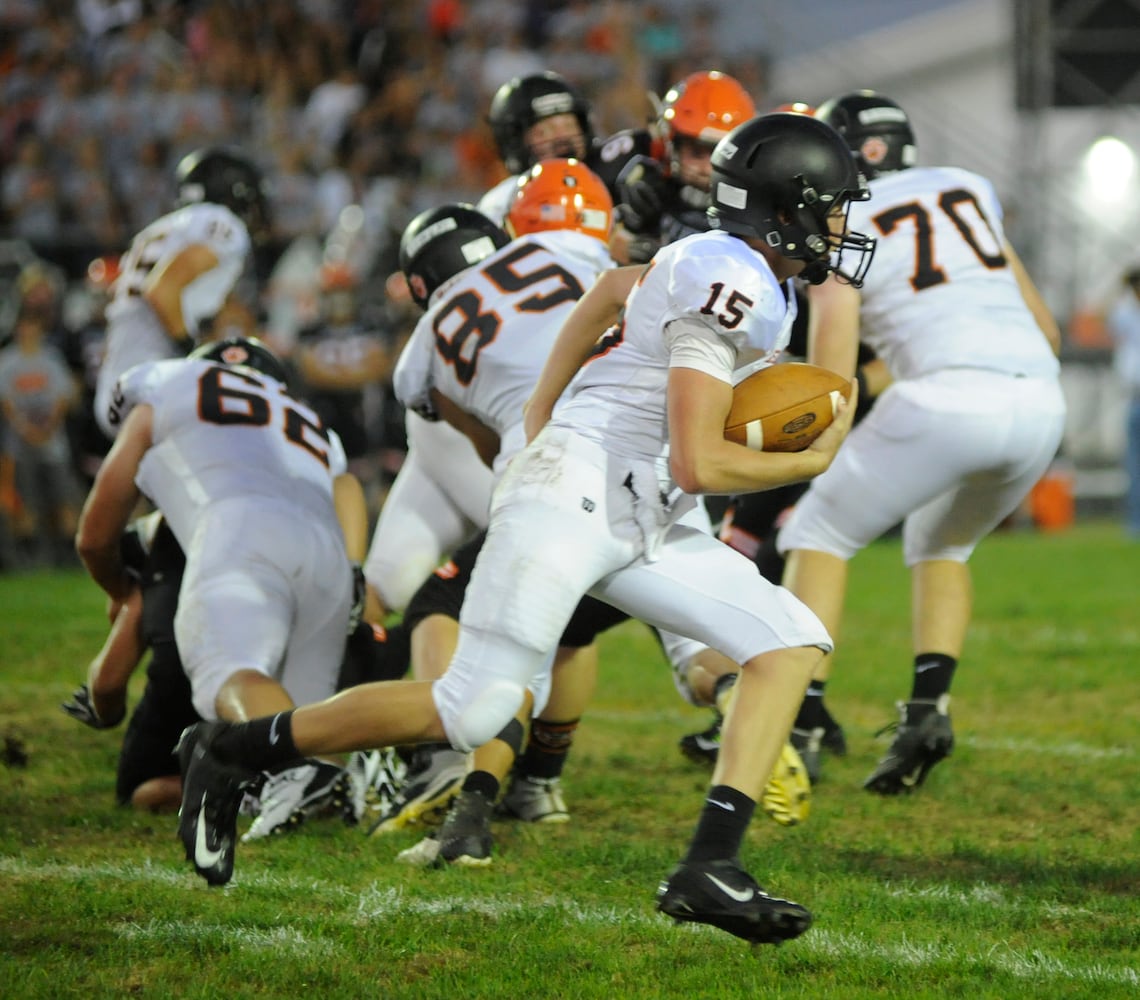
xmin=0 ymin=0 xmax=768 ymax=570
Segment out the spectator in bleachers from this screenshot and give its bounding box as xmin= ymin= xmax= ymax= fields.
xmin=61 ymin=254 xmax=119 ymax=487
xmin=89 ymin=59 xmax=154 ymax=176
xmin=116 ymin=136 xmax=173 ymax=237
xmin=2 ymin=133 xmax=61 ymax=248
xmin=0 ymin=267 xmax=81 ymax=567
xmin=302 ymin=53 xmax=367 ymax=155
xmin=1107 ymin=266 xmax=1140 ymax=539
xmin=480 ymin=27 xmax=545 ymax=96
xmin=35 ymin=62 xmax=93 ymax=154
xmin=0 ymin=0 xmax=741 ymax=390
xmin=271 ymin=143 xmax=322 ymax=245
xmin=61 ymin=135 xmax=124 ymax=253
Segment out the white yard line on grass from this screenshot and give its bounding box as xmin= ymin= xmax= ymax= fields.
xmin=960 ymin=736 xmax=1135 ymax=759
xmin=587 ymin=710 xmax=1137 ymax=760
xmin=3 ymin=857 xmax=1136 ymax=988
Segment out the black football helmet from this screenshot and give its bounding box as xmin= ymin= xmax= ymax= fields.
xmin=814 ymin=91 xmax=916 ymax=180
xmin=175 ymin=147 xmax=271 ymax=244
xmin=707 ymin=113 xmax=876 ymax=286
xmin=487 ymin=71 xmax=594 ymax=174
xmin=189 ymin=336 xmax=288 ymax=385
xmin=398 ymin=203 xmax=509 ymax=309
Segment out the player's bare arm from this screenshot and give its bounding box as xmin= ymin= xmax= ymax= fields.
xmin=524 ymin=265 xmax=643 ymax=441
xmin=76 ymin=404 xmax=154 ymax=601
xmin=333 ymin=472 xmax=369 ymax=563
xmin=806 ymin=273 xmax=862 ymax=377
xmin=667 ymin=366 xmax=856 ymax=495
xmin=142 ymin=242 xmax=220 ymax=345
xmin=428 ymin=387 xmax=501 ymax=468
xmin=87 ymin=590 xmax=145 ymax=724
xmin=1005 ymin=240 xmax=1062 ymax=356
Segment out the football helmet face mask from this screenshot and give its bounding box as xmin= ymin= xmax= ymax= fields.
xmin=190 ymin=336 xmax=288 ymax=385
xmin=814 ymin=90 xmax=916 ymax=180
xmin=707 ymin=113 xmax=876 ymax=287
xmin=399 ymin=204 xmax=509 ymax=309
xmin=175 ymin=147 xmax=272 ymax=244
xmin=660 ymin=71 xmax=756 ymax=186
xmin=506 ymin=158 xmax=614 ymax=244
xmin=488 ymin=72 xmax=594 ymax=174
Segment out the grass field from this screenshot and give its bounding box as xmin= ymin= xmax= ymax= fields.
xmin=1 ymin=521 xmax=1137 ymax=999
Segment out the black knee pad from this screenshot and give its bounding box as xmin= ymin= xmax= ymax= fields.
xmin=494 ymin=717 xmax=525 ymax=756
xmin=402 ymin=532 xmax=483 ymax=633
xmin=558 ymin=595 xmax=629 ymax=648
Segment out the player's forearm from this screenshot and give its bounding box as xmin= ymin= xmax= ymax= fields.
xmin=429 ymin=388 xmax=500 ymax=468
xmin=1006 ymin=241 xmax=1062 ymax=356
xmin=142 ymin=243 xmax=220 ymax=345
xmin=77 ymin=540 xmax=134 ymax=601
xmin=143 ymin=284 xmax=192 ymax=344
xmin=671 ymin=438 xmax=830 ymax=495
xmin=527 ymin=266 xmax=642 ymax=433
xmin=807 ymin=277 xmax=862 ymax=376
xmin=87 ymin=589 xmax=145 ymax=720
xmin=333 ymin=473 xmax=369 ymax=563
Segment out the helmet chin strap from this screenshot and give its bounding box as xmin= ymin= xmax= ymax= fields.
xmin=799 ymin=258 xmax=831 ymax=285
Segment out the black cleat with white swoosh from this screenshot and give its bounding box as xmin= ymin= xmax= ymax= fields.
xmin=656 ymin=858 xmax=812 ymax=944
xmin=176 ymin=722 xmax=256 ymax=886
xmin=863 ymin=695 xmax=954 ymax=795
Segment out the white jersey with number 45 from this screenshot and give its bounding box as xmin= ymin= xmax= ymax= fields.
xmin=850 ymin=165 xmax=1059 ymax=380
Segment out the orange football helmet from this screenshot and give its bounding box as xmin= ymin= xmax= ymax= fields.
xmin=506 ymin=158 xmax=614 ymax=244
xmin=660 ymin=71 xmax=756 ymax=149
xmin=771 ymin=101 xmax=816 ymax=116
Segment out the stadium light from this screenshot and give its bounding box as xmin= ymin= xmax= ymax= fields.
xmin=1082 ymin=135 xmax=1136 ymax=204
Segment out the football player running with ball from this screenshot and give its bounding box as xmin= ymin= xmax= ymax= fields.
xmin=174 ymin=113 xmax=872 ymax=945
xmin=777 ymin=92 xmax=1066 ymax=794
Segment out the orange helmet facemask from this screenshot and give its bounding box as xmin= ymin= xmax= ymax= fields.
xmin=506 ymin=158 xmax=614 ymax=244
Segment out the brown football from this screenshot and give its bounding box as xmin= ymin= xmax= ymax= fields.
xmin=725 ymin=362 xmax=852 ymax=452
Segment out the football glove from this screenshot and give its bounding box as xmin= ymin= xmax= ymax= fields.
xmin=348 ymin=562 xmax=367 ymax=634
xmin=60 ymin=684 xmax=124 ymax=730
xmin=622 ymin=231 xmax=662 ymax=265
xmin=616 ymin=155 xmax=670 ymax=234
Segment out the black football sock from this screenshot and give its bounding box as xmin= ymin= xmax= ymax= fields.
xmin=683 ymin=785 xmax=756 ymax=864
xmin=208 ymin=711 xmax=301 ymax=772
xmin=712 ymin=672 xmax=738 ymax=715
xmin=461 ymin=769 xmax=499 ymax=801
xmin=910 ymin=653 xmax=957 ymax=702
xmin=518 ymin=718 xmax=579 ymax=780
xmin=794 ymin=680 xmax=828 ymax=730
